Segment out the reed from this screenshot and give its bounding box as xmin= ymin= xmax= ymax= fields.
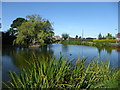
xmin=3 ymin=54 xmax=120 ymax=89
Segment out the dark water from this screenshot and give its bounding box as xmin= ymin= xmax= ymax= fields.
xmin=2 ymin=44 xmax=120 ymax=83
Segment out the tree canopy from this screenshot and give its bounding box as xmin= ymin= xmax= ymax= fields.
xmin=14 ymin=14 xmax=54 ymax=46
xmin=75 ymin=35 xmax=78 ymax=39
xmin=106 ymin=33 xmax=113 ymax=39
xmin=62 ymin=33 xmax=69 ymax=40
xmin=98 ymin=33 xmax=102 ymax=39
xmin=98 ymin=33 xmax=114 ymax=40
xmin=11 ymin=18 xmax=27 ymax=28
xmin=8 ymin=18 xmax=27 ymax=36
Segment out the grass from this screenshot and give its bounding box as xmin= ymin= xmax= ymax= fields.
xmin=3 ymin=53 xmax=120 ymax=89
xmin=93 ymin=39 xmax=116 ymax=43
xmin=61 ymin=39 xmax=120 ymax=48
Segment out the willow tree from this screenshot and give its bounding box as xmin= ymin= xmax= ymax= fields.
xmin=14 ymin=14 xmax=54 ymax=46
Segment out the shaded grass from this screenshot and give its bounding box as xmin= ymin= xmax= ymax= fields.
xmin=3 ymin=53 xmax=120 ymax=89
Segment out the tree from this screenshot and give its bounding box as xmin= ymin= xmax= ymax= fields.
xmin=98 ymin=33 xmax=102 ymax=39
xmin=106 ymin=33 xmax=113 ymax=39
xmin=7 ymin=28 xmax=17 ymax=36
xmin=2 ymin=31 xmax=16 ymax=46
xmin=14 ymin=14 xmax=54 ymax=46
xmin=8 ymin=18 xmax=27 ymax=36
xmin=102 ymin=36 xmax=106 ymax=39
xmin=14 ymin=21 xmax=35 ymax=45
xmin=11 ymin=18 xmax=27 ymax=28
xmin=75 ymin=35 xmax=78 ymax=39
xmin=79 ymin=36 xmax=81 ymax=39
xmin=62 ymin=33 xmax=69 ymax=40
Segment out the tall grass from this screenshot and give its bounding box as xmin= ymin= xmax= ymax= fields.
xmin=3 ymin=54 xmax=120 ymax=89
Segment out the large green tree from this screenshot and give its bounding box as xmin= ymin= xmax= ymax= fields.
xmin=14 ymin=14 xmax=54 ymax=46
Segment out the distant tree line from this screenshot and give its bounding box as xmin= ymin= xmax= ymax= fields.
xmin=61 ymin=33 xmax=95 ymax=40
xmin=61 ymin=33 xmax=115 ymax=41
xmin=98 ymin=33 xmax=115 ymax=40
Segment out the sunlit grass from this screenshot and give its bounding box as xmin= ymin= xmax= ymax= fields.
xmin=3 ymin=53 xmax=120 ymax=89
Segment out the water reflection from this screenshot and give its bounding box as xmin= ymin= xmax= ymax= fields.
xmin=97 ymin=47 xmax=113 ymax=55
xmin=3 ymin=45 xmax=54 ymax=69
xmin=116 ymin=48 xmax=120 ymax=52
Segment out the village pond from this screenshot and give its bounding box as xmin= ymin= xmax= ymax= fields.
xmin=2 ymin=44 xmax=120 ymax=83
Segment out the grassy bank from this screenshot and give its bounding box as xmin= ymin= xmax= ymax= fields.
xmin=3 ymin=54 xmax=120 ymax=89
xmin=61 ymin=39 xmax=120 ymax=48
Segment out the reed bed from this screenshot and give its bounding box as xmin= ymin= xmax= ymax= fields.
xmin=3 ymin=54 xmax=120 ymax=89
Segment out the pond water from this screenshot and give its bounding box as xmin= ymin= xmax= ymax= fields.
xmin=2 ymin=44 xmax=120 ymax=83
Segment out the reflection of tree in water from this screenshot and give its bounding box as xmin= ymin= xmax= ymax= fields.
xmin=116 ymin=48 xmax=120 ymax=53
xmin=62 ymin=45 xmax=69 ymax=52
xmin=104 ymin=48 xmax=112 ymax=54
xmin=8 ymin=45 xmax=54 ymax=69
xmin=97 ymin=47 xmax=102 ymax=58
xmin=97 ymin=47 xmax=113 ymax=56
xmin=2 ymin=47 xmax=16 ymax=56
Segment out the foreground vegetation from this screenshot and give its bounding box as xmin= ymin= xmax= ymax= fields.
xmin=4 ymin=54 xmax=120 ymax=89
xmin=61 ymin=39 xmax=120 ymax=48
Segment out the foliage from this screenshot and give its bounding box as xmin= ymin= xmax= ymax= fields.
xmin=14 ymin=14 xmax=54 ymax=46
xmin=75 ymin=35 xmax=78 ymax=39
xmin=3 ymin=54 xmax=120 ymax=89
xmin=98 ymin=33 xmax=115 ymax=40
xmin=98 ymin=33 xmax=102 ymax=39
xmin=79 ymin=36 xmax=81 ymax=39
xmin=7 ymin=18 xmax=27 ymax=36
xmin=2 ymin=32 xmax=16 ymax=46
xmin=11 ymin=18 xmax=27 ymax=28
xmin=62 ymin=33 xmax=69 ymax=40
xmin=106 ymin=33 xmax=113 ymax=39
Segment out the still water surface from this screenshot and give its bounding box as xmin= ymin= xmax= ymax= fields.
xmin=2 ymin=44 xmax=120 ymax=82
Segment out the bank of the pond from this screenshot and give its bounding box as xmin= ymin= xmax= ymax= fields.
xmin=3 ymin=54 xmax=120 ymax=89
xmin=60 ymin=39 xmax=120 ymax=48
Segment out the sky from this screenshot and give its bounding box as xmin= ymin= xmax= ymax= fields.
xmin=2 ymin=2 xmax=118 ymax=38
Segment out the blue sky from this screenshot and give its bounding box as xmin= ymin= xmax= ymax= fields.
xmin=2 ymin=2 xmax=118 ymax=38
